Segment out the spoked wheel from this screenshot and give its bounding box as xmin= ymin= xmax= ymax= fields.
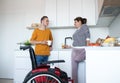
xmin=23 ymin=72 xmax=63 ymax=83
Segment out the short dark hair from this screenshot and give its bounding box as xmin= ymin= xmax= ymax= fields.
xmin=74 ymin=17 xmax=87 ymax=24
xmin=40 ymin=16 xmax=48 ymax=23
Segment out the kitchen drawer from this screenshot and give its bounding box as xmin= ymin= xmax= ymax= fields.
xmin=14 ymin=69 xmax=31 ymax=83
xmin=15 ymin=57 xmax=32 ymax=69
xmin=14 ymin=50 xmax=32 ymax=69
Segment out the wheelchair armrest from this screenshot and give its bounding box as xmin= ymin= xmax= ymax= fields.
xmin=42 ymin=60 xmax=65 ymax=65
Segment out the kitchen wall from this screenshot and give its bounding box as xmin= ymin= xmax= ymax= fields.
xmin=0 ymin=0 xmax=109 ymax=79
xmin=109 ymin=13 xmax=120 ymax=37
xmin=0 ymin=0 xmax=45 ymax=78
xmin=51 ymin=27 xmax=109 ymax=49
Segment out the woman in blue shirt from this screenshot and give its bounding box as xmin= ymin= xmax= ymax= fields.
xmin=72 ymin=17 xmax=90 ymax=46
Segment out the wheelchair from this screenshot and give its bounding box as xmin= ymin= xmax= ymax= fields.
xmin=20 ymin=45 xmax=71 ymax=83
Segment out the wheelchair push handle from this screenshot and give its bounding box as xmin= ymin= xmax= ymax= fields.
xmin=20 ymin=45 xmax=31 ymax=50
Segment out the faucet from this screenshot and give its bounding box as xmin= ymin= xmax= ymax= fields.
xmin=65 ymin=37 xmax=72 ymax=45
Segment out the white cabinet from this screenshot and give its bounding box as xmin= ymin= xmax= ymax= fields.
xmin=45 ymin=0 xmax=69 ymax=27
xmin=49 ymin=51 xmax=59 ymax=67
xmin=14 ymin=69 xmax=31 ymax=83
xmin=57 ymin=0 xmax=69 ymax=26
xmin=82 ymin=0 xmax=96 ymax=25
xmin=14 ymin=49 xmax=85 ymax=83
xmin=58 ymin=50 xmax=72 ymax=77
xmin=86 ymin=49 xmax=120 ymax=83
xmin=58 ymin=50 xmax=86 ymax=83
xmin=45 ymin=0 xmax=57 ymax=27
xmin=78 ymin=61 xmax=86 ymax=83
xmin=49 ymin=51 xmax=59 ymax=60
xmin=69 ymin=0 xmax=82 ymax=26
xmin=14 ymin=50 xmax=31 ymax=83
xmin=70 ymin=0 xmax=98 ymax=26
xmin=14 ymin=50 xmax=59 ymax=83
xmin=45 ymin=0 xmax=97 ymax=27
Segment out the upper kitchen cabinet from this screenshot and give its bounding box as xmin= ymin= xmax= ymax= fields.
xmin=45 ymin=0 xmax=57 ymax=27
xmin=82 ymin=0 xmax=97 ymax=25
xmin=69 ymin=0 xmax=83 ymax=26
xmin=45 ymin=0 xmax=98 ymax=27
xmin=70 ymin=0 xmax=98 ymax=26
xmin=45 ymin=0 xmax=69 ymax=27
xmin=57 ymin=0 xmax=69 ymax=26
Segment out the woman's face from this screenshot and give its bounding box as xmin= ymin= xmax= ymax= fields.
xmin=74 ymin=20 xmax=82 ymax=28
xmin=42 ymin=18 xmax=49 ymax=27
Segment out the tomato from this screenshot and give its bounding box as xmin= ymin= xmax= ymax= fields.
xmin=88 ymin=43 xmax=100 ymax=46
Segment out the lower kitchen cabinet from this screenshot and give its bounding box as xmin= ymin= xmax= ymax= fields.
xmin=14 ymin=50 xmax=32 ymax=83
xmin=78 ymin=61 xmax=86 ymax=83
xmin=48 ymin=51 xmax=59 ymax=67
xmin=14 ymin=49 xmax=85 ymax=83
xmin=14 ymin=47 xmax=120 ymax=83
xmin=14 ymin=69 xmax=31 ymax=83
xmin=58 ymin=50 xmax=86 ymax=83
xmin=14 ymin=50 xmax=59 ymax=83
xmin=86 ymin=48 xmax=120 ymax=83
xmin=58 ymin=51 xmax=72 ymax=78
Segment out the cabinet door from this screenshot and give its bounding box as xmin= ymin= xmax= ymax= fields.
xmin=69 ymin=0 xmax=83 ymax=26
xmin=86 ymin=50 xmax=120 ymax=83
xmin=58 ymin=51 xmax=72 ymax=77
xmin=49 ymin=51 xmax=59 ymax=67
xmin=14 ymin=69 xmax=31 ymax=83
xmin=14 ymin=51 xmax=32 ymax=69
xmin=45 ymin=0 xmax=57 ymax=27
xmin=14 ymin=51 xmax=32 ymax=83
xmin=82 ymin=0 xmax=96 ymax=25
xmin=57 ymin=0 xmax=69 ymax=26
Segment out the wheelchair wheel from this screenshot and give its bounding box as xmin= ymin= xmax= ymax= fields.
xmin=23 ymin=72 xmax=63 ymax=83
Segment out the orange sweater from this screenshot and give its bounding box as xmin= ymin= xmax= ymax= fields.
xmin=30 ymin=28 xmax=53 ymax=55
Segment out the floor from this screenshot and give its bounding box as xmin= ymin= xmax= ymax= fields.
xmin=0 ymin=78 xmax=13 ymax=83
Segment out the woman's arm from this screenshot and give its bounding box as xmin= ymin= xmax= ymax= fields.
xmin=82 ymin=24 xmax=90 ymax=46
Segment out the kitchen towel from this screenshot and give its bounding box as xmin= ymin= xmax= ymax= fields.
xmin=72 ymin=48 xmax=86 ymax=83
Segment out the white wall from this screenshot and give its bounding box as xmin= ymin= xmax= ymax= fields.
xmin=109 ymin=13 xmax=120 ymax=37
xmin=0 ymin=0 xmax=45 ymax=78
xmin=51 ymin=27 xmax=109 ymax=49
xmin=51 ymin=29 xmax=75 ymax=49
xmin=89 ymin=27 xmax=109 ymax=42
xmin=0 ymin=0 xmax=109 ymax=79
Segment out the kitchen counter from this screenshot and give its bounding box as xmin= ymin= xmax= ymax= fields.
xmin=85 ymin=47 xmax=120 ymax=83
xmin=15 ymin=46 xmax=120 ymax=51
xmin=54 ymin=46 xmax=120 ymax=83
xmin=14 ymin=46 xmax=120 ymax=83
xmin=53 ymin=46 xmax=120 ymax=51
